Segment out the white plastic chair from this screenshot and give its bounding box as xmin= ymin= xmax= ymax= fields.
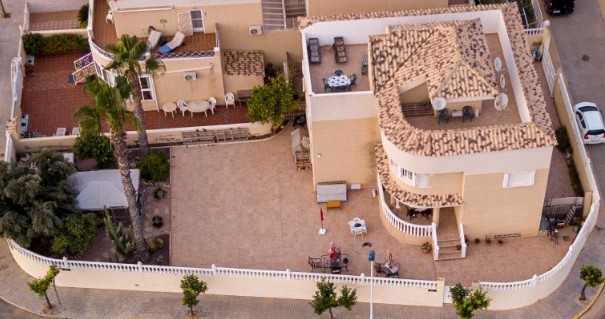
xmin=177 ymin=100 xmax=188 ymax=117
xmin=208 ymin=97 xmax=217 ymax=114
xmin=225 ymin=92 xmax=235 ymax=109
xmin=71 ymin=127 xmax=81 ymax=136
xmin=55 ymin=127 xmax=67 ymax=136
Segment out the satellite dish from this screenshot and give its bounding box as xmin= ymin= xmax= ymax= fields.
xmin=495 ymin=93 xmax=509 ymax=111
xmin=500 ymin=74 xmax=506 ymax=89
xmin=431 ymin=97 xmax=447 ymax=111
xmin=494 ymin=57 xmax=502 ymax=72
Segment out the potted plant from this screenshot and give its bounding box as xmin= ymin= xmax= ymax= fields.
xmin=153 ymin=187 xmax=166 ymax=200
xmin=485 ymin=235 xmax=492 ymax=244
xmin=456 ymin=244 xmax=462 ymax=251
xmin=421 ymin=241 xmax=432 ymax=254
xmin=152 ymin=215 xmax=163 ymax=228
xmin=474 ymin=238 xmax=481 ymax=244
xmin=498 ymin=239 xmax=504 ymax=245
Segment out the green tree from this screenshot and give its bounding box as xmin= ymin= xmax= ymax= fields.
xmin=52 ymin=212 xmax=98 ymax=256
xmin=75 ymin=76 xmax=148 ymax=262
xmin=27 ymin=265 xmax=60 ymax=311
xmin=247 ymin=73 xmax=300 ymax=128
xmin=449 ymin=283 xmax=490 ymax=319
xmin=180 ymin=274 xmax=208 ymax=317
xmin=580 ymin=264 xmax=604 ymax=301
xmin=0 ymin=150 xmax=77 ymax=247
xmin=309 ymin=278 xmax=357 ymax=319
xmin=106 ymin=34 xmax=165 ymax=156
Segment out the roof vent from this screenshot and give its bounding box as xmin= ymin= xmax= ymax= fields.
xmin=495 ymin=93 xmax=509 ymax=111
xmin=248 ymin=25 xmax=262 ymax=36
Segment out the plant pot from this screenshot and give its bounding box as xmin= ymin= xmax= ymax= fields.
xmin=497 ymin=239 xmax=504 ymax=245
xmin=153 ymin=187 xmax=166 ymax=200
xmin=152 ymin=215 xmax=164 ymax=228
xmin=456 ymin=244 xmax=462 ymax=251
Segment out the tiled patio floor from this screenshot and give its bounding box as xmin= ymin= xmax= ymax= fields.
xmin=169 ymin=126 xmax=571 ymax=286
xmin=20 ymin=54 xmax=251 ymax=136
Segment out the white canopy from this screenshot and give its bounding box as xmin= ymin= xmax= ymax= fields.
xmin=69 ymin=169 xmax=140 ymax=211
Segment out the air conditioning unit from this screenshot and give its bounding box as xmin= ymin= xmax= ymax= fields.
xmin=183 ymin=71 xmax=197 ymax=81
xmin=248 ymin=25 xmax=263 ymax=36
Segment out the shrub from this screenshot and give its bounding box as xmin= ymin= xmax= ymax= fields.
xmin=51 ymin=213 xmax=99 ymax=256
xmin=555 ymin=126 xmax=572 ymax=154
xmin=22 ymin=33 xmax=45 ymax=56
xmin=41 ymin=34 xmax=89 ymax=56
xmin=77 ymin=4 xmax=89 ymax=28
xmin=73 ymin=134 xmax=114 ymax=168
xmin=138 ymin=150 xmax=170 ymax=182
xmin=247 ymin=73 xmax=301 ymax=128
xmin=148 ymin=236 xmax=164 ymax=253
xmin=152 ymin=215 xmax=163 ymax=228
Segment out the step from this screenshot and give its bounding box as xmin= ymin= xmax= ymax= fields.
xmin=437 ymin=251 xmax=465 ymax=261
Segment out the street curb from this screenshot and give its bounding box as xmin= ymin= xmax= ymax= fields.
xmin=573 ymin=283 xmax=605 ymax=319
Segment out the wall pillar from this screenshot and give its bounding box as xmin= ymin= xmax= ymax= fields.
xmin=432 ymin=207 xmax=440 ymax=227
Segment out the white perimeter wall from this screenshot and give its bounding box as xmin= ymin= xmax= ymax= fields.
xmin=9 ymin=241 xmax=445 ymax=307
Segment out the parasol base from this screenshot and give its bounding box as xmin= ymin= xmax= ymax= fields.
xmin=318 ymin=227 xmax=327 ymax=235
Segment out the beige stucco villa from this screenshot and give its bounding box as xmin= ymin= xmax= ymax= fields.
xmin=299 ymin=3 xmax=557 ymax=257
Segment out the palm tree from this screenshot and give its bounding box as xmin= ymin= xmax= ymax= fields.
xmin=105 ymin=34 xmax=165 ymax=156
xmin=74 ymin=76 xmax=149 ymax=262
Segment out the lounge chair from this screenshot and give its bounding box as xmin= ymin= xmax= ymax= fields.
xmin=159 ymin=32 xmax=185 ymax=54
xmin=147 ymin=27 xmax=162 ymax=50
xmin=333 ymin=36 xmax=347 ymax=63
xmin=308 ymin=38 xmax=321 ymax=64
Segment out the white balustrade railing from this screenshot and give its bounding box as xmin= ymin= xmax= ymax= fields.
xmin=10 ymin=57 xmax=23 ymax=104
xmin=431 ymin=223 xmax=439 ymax=261
xmin=23 ymin=3 xmax=30 ymax=33
xmin=524 ymin=28 xmax=543 ymax=37
xmin=541 ymin=44 xmax=556 ymax=95
xmin=7 ymin=239 xmax=438 ymax=290
xmin=376 ymin=173 xmax=433 ymax=238
xmin=458 ymin=223 xmax=467 ymax=258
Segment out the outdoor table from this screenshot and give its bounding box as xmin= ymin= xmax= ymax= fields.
xmin=237 ymin=90 xmax=253 ymax=107
xmin=321 ymin=254 xmax=349 ymax=273
xmin=327 ymin=75 xmax=351 ymax=91
xmin=186 ymin=100 xmax=210 ymax=117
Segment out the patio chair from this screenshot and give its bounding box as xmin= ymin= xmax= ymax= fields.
xmin=462 ymin=105 xmax=474 ymax=122
xmin=335 ymin=69 xmax=344 ymax=76
xmin=177 ymin=99 xmax=188 ymax=117
xmin=333 ymin=36 xmax=347 ymax=63
xmin=225 ymin=92 xmax=236 ymax=109
xmin=308 ymin=38 xmax=321 ymax=64
xmin=55 ymin=127 xmax=67 ymax=136
xmin=349 ymin=73 xmax=358 ymax=89
xmin=71 ymin=127 xmax=81 ymax=136
xmin=208 ymin=97 xmax=217 ymax=114
xmin=438 ymin=108 xmax=449 ymax=124
xmin=159 ymin=32 xmax=185 ymax=54
xmin=308 ymin=257 xmax=323 ymax=272
xmin=147 ymin=27 xmax=162 ymax=50
xmin=323 ymin=78 xmax=331 ymax=92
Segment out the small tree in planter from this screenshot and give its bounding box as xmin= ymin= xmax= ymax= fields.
xmin=450 ymin=283 xmax=490 ymax=319
xmin=310 ymin=278 xmax=357 ymax=319
xmin=247 ymin=73 xmax=301 ymax=129
xmin=180 ymin=274 xmax=208 ymax=318
xmin=27 ymin=265 xmax=60 ymax=313
xmin=579 ymin=264 xmax=604 ymax=301
xmin=421 ymin=241 xmax=432 ymax=254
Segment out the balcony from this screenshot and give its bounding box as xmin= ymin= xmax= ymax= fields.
xmin=91 ymin=0 xmax=217 ymax=62
xmin=308 ymin=44 xmax=370 ymax=94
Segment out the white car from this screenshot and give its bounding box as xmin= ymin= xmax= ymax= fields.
xmin=573 ymin=102 xmax=605 ymax=144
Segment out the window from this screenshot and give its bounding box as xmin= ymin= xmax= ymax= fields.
xmin=401 ymin=168 xmax=414 ymax=183
xmin=503 ymin=172 xmax=535 ymax=188
xmin=190 ymin=10 xmax=204 ymax=32
xmin=138 ymin=75 xmax=154 ymax=101
xmin=389 ymin=159 xmax=399 ymax=175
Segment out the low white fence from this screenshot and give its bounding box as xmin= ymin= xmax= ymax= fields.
xmin=7 ymin=239 xmax=445 ymax=307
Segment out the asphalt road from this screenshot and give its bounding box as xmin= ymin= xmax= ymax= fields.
xmin=547 ymin=0 xmax=605 ymax=318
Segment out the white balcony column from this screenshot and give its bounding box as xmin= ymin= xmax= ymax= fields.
xmin=432 ymin=207 xmax=440 ymax=227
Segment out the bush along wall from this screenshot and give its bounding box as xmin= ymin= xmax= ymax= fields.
xmin=22 ymin=33 xmax=89 ymax=56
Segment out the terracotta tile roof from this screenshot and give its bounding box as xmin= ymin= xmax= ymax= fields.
xmin=223 ymin=50 xmax=265 ymax=77
xmin=376 ymin=144 xmax=462 ymax=207
xmin=371 ymin=20 xmax=498 ymax=100
xmin=301 ymin=3 xmax=555 ymax=156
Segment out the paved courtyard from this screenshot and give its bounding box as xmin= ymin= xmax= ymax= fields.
xmin=169 ymin=127 xmax=571 ymax=285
